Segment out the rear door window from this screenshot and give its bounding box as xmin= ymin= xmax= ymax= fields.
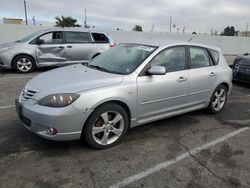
xmin=189 ymin=47 xmax=211 ymax=69
xmin=64 ymin=32 xmax=90 ymax=43
xmin=91 ymin=33 xmax=109 ymax=43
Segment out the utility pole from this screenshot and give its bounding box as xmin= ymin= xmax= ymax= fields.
xmin=32 ymin=16 xmax=35 ymax=26
xmin=169 ymin=16 xmax=172 ymax=33
xmin=246 ymin=22 xmax=249 ymax=37
xmin=150 ymin=23 xmax=154 ymax=39
xmin=84 ymin=8 xmax=87 ymax=28
xmin=24 ymin=0 xmax=28 ymax=25
xmin=151 ymin=23 xmax=154 ymax=33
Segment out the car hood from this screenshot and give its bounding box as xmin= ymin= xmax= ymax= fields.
xmin=0 ymin=42 xmax=24 ymax=49
xmin=26 ymin=64 xmax=124 ymax=100
xmin=0 ymin=42 xmax=14 ymax=48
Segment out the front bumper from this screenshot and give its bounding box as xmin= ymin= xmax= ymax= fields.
xmin=16 ymin=97 xmax=93 ymax=141
xmin=0 ymin=53 xmax=12 ymax=69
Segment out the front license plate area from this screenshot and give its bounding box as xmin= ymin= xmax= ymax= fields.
xmin=15 ymin=99 xmax=22 ymax=117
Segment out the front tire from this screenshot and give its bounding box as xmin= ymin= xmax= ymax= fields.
xmin=13 ymin=55 xmax=35 ymax=73
xmin=208 ymin=85 xmax=228 ymax=113
xmin=82 ymin=103 xmax=129 ymax=149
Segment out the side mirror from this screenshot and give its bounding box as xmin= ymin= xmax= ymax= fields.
xmin=36 ymin=38 xmax=44 ymax=45
xmin=148 ymin=66 xmax=166 ymax=75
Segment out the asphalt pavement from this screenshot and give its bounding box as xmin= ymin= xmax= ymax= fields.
xmin=0 ymin=67 xmax=249 ymax=188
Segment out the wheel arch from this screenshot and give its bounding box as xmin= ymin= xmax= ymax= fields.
xmin=84 ymin=100 xmax=132 ymax=128
xmin=219 ymin=82 xmax=229 ymax=92
xmin=11 ymin=54 xmax=37 ymax=68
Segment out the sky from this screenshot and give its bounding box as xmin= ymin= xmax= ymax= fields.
xmin=0 ymin=0 xmax=249 ymax=34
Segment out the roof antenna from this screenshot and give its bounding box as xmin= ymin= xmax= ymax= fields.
xmin=188 ymin=33 xmax=197 ymax=42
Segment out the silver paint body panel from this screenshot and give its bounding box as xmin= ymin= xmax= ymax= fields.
xmin=0 ymin=29 xmax=110 ymax=69
xmin=17 ymin=42 xmax=232 ymax=140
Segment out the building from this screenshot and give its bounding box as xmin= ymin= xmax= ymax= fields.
xmin=238 ymin=31 xmax=250 ymax=37
xmin=3 ymin=17 xmax=24 ymax=25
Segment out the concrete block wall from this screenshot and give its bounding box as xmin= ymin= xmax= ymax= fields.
xmin=0 ymin=24 xmax=250 ymax=56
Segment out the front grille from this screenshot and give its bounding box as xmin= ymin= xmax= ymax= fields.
xmin=22 ymin=89 xmax=37 ymax=100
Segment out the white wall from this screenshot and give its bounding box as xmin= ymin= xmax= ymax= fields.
xmin=0 ymin=24 xmax=250 ymax=55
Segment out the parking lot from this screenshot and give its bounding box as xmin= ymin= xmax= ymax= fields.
xmin=0 ymin=67 xmax=250 ymax=188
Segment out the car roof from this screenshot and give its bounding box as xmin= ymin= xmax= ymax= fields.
xmin=38 ymin=28 xmax=107 ymax=34
xmin=122 ymin=39 xmax=221 ymax=52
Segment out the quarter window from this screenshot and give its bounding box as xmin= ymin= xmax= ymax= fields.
xmin=65 ymin=32 xmax=89 ymax=43
xmin=150 ymin=47 xmax=186 ymax=72
xmin=91 ymin=33 xmax=109 ymax=43
xmin=190 ymin=47 xmax=210 ymax=69
xmin=209 ymin=49 xmax=220 ymax=65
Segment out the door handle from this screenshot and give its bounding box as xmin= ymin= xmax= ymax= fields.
xmin=67 ymin=45 xmax=72 ymax=48
xmin=58 ymin=46 xmax=65 ymax=49
xmin=209 ymin=72 xmax=216 ymax=77
xmin=177 ymin=76 xmax=187 ymax=82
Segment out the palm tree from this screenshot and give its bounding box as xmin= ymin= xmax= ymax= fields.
xmin=55 ymin=16 xmax=81 ymax=27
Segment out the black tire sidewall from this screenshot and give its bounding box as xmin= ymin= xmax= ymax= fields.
xmin=13 ymin=55 xmax=35 ymax=73
xmin=82 ymin=103 xmax=129 ymax=149
xmin=208 ymin=85 xmax=228 ymax=114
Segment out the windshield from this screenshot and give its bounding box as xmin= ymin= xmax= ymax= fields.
xmin=88 ymin=44 xmax=157 ymax=75
xmin=17 ymin=31 xmax=41 ymax=43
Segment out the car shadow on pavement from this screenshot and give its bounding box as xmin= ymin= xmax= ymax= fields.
xmin=232 ymin=81 xmax=250 ymax=89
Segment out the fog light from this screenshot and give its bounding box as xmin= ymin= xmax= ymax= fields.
xmin=47 ymin=127 xmax=57 ymax=135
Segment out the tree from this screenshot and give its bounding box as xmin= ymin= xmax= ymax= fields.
xmin=221 ymin=26 xmax=236 ymax=36
xmin=133 ymin=25 xmax=143 ymax=32
xmin=55 ymin=16 xmax=81 ymax=27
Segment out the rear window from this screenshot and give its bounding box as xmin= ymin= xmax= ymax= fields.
xmin=91 ymin=33 xmax=109 ymax=43
xmin=64 ymin=32 xmax=89 ymax=43
xmin=209 ymin=49 xmax=220 ymax=65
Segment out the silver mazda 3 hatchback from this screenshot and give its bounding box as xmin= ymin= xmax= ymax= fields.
xmin=0 ymin=29 xmax=114 ymax=73
xmin=16 ymin=42 xmax=232 ymax=149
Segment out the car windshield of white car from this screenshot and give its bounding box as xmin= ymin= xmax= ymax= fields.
xmin=87 ymin=43 xmax=157 ymax=75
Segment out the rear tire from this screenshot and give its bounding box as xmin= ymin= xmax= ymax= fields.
xmin=13 ymin=55 xmax=35 ymax=73
xmin=82 ymin=103 xmax=129 ymax=149
xmin=208 ymin=85 xmax=228 ymax=114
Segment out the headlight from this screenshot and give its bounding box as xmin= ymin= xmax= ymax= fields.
xmin=0 ymin=47 xmax=11 ymax=53
xmin=38 ymin=93 xmax=80 ymax=108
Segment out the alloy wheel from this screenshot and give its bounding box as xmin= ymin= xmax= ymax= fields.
xmin=17 ymin=58 xmax=32 ymax=72
xmin=212 ymin=88 xmax=226 ymax=111
xmin=92 ymin=111 xmax=124 ymax=145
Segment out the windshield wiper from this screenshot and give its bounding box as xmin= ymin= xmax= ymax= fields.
xmin=88 ymin=65 xmax=110 ymax=72
xmin=88 ymin=64 xmax=122 ymax=74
